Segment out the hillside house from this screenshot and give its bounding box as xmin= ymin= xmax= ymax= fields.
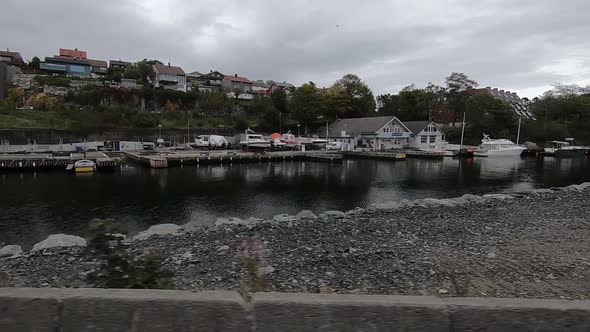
xmin=152 ymin=63 xmax=186 ymax=92
xmin=109 ymin=60 xmax=132 ymax=70
xmin=223 ymin=74 xmax=253 ymax=100
xmin=39 ymin=49 xmax=107 ymax=77
xmin=267 ymin=81 xmax=295 ymax=96
xmin=403 ymin=121 xmax=445 ymax=150
xmin=0 ymin=50 xmax=25 ymax=66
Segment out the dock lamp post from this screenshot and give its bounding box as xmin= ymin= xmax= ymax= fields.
xmin=158 ymin=124 xmax=162 ymax=140
xmin=297 ymin=124 xmax=300 ymax=137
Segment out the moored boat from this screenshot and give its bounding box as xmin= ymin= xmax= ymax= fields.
xmin=74 ymin=160 xmax=96 ymax=173
xmin=473 ymin=135 xmax=526 ymax=157
xmin=239 ymin=129 xmax=271 ymax=150
xmin=544 ymin=141 xmax=587 ymax=158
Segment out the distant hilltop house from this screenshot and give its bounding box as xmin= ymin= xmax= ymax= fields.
xmin=109 ymin=60 xmax=132 ymax=70
xmin=223 ymin=74 xmax=253 ymax=100
xmin=1 ymin=49 xmax=27 ymax=100
xmin=433 ymin=87 xmax=534 ymax=125
xmin=267 ymin=81 xmax=295 ymax=96
xmin=187 ymin=70 xmax=224 ymax=93
xmin=152 ymin=63 xmax=187 ymax=92
xmin=0 ymin=49 xmax=25 ymax=66
xmin=324 ymin=116 xmax=445 ymax=150
xmin=39 ymin=48 xmax=108 ymax=77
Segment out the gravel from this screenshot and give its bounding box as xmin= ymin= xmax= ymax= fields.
xmin=2 ymin=185 xmax=589 ymax=299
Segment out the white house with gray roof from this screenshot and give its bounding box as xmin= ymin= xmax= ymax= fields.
xmin=324 ymin=116 xmax=445 ymax=150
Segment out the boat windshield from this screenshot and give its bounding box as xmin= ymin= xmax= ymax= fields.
xmin=247 ymin=135 xmax=263 ymax=139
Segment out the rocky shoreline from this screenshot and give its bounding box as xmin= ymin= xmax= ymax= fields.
xmin=1 ymin=183 xmax=589 ymax=299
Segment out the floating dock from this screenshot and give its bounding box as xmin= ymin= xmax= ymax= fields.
xmin=343 ymin=151 xmax=407 ymax=161
xmin=124 ymin=151 xmax=343 ymax=168
xmin=0 ymin=152 xmax=119 ymax=171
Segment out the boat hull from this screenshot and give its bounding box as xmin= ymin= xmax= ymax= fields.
xmin=474 ymin=147 xmax=526 ymax=157
xmin=555 ymin=149 xmax=587 ymax=158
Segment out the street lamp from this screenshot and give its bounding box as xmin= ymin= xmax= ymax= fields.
xmin=297 ymin=124 xmax=300 ymax=137
xmin=158 ymin=124 xmax=162 ymax=139
xmin=157 ymin=124 xmax=163 ymax=148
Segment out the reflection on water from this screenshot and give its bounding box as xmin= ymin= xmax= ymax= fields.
xmin=1 ymin=157 xmax=589 ymax=247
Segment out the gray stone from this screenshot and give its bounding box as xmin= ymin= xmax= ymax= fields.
xmin=461 ymin=194 xmax=482 ymax=202
xmin=217 ymin=245 xmax=230 ymax=252
xmin=486 ymin=252 xmax=497 ymax=259
xmin=370 ymin=202 xmax=400 ymax=211
xmin=295 ymin=210 xmax=318 ymax=219
xmin=31 ymin=234 xmax=87 ymax=252
xmin=132 ymin=224 xmax=180 ymax=241
xmin=320 ymin=210 xmax=346 ymax=219
xmin=438 ymin=288 xmax=450 ymax=295
xmin=345 ymin=207 xmax=366 ymax=217
xmin=398 ymin=199 xmax=415 ymax=207
xmin=0 ymin=245 xmax=23 ymax=257
xmin=259 ymin=265 xmax=275 ymax=275
xmin=565 ymin=182 xmax=590 ymax=192
xmin=214 ymin=217 xmax=246 ymax=226
xmin=273 ymin=214 xmax=300 ymax=222
xmin=483 ymin=193 xmax=515 ymax=200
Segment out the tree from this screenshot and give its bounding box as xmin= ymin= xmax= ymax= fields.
xmin=289 ymin=82 xmax=325 ymax=124
xmin=28 ymin=93 xmax=60 ymax=111
xmin=271 ymin=89 xmax=288 ymax=116
xmin=28 ymin=56 xmax=40 ymax=69
xmin=124 ymin=59 xmax=161 ymax=86
xmin=376 ymin=94 xmax=399 ymax=116
xmin=326 ymin=74 xmax=375 ymax=119
xmin=444 ymin=72 xmax=478 ymax=125
xmin=6 ymin=87 xmax=25 ymax=109
xmin=445 ymin=72 xmax=478 ymax=93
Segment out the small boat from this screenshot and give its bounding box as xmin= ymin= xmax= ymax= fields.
xmin=74 ymin=160 xmax=96 ymax=173
xmin=311 ymin=136 xmax=327 ymax=150
xmin=473 ymin=135 xmax=526 ymax=157
xmin=545 ymin=141 xmax=587 ymax=157
xmin=281 ymin=132 xmax=300 ymax=150
xmin=239 ymin=129 xmax=271 ymax=150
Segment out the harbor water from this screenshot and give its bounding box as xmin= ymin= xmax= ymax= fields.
xmin=1 ymin=157 xmax=590 ymax=247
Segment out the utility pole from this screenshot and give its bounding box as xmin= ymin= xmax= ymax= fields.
xmin=187 ymin=110 xmax=190 ymax=145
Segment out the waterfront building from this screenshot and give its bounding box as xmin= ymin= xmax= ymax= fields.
xmin=324 ymin=116 xmax=446 ymax=150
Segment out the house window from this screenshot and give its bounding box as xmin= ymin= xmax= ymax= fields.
xmin=431 ymin=126 xmax=437 ymax=132
xmin=429 ymin=136 xmax=436 ymax=143
xmin=394 ymin=139 xmax=400 ymax=144
xmin=420 ymin=135 xmax=427 ymax=143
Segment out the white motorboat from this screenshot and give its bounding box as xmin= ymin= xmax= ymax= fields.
xmin=239 ymin=130 xmax=271 ymax=150
xmin=544 ymin=141 xmax=587 ymax=157
xmin=473 ymin=135 xmax=526 ymax=157
xmin=311 ymin=136 xmax=327 ymax=149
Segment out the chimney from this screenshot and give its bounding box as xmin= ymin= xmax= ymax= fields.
xmin=234 ymin=74 xmax=238 ymax=77
xmin=168 ymin=62 xmax=171 ymax=67
xmin=210 ymin=70 xmax=212 ymax=73
xmin=75 ymin=48 xmax=78 ymax=51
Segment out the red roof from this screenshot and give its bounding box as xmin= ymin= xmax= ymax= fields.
xmin=224 ymin=75 xmax=252 ymax=84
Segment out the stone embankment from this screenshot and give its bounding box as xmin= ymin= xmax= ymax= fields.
xmin=1 ymin=183 xmax=589 ymax=299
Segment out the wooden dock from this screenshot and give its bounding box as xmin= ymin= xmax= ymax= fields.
xmin=0 ymin=152 xmax=119 ymax=171
xmin=343 ymin=151 xmax=407 ymax=161
xmin=124 ymin=151 xmax=343 ymax=168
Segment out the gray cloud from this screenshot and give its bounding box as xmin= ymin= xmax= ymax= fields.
xmin=2 ymin=0 xmax=589 ymax=97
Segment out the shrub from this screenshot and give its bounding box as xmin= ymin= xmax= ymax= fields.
xmin=85 ymin=220 xmax=171 ymax=289
xmin=34 ymin=76 xmax=71 ymax=87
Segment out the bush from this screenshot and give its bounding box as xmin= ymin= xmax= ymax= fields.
xmin=131 ymin=112 xmax=158 ymax=128
xmin=34 ymin=76 xmax=72 ymax=87
xmin=86 ymin=220 xmax=171 ymax=289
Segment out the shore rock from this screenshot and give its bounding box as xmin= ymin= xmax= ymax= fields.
xmin=0 ymin=245 xmax=23 ymax=257
xmin=132 ymin=224 xmax=180 ymax=241
xmin=295 ymin=210 xmax=318 ymax=220
xmin=320 ymin=210 xmax=346 ymax=219
xmin=31 ymin=234 xmax=87 ymax=252
xmin=273 ymin=214 xmax=300 ymax=223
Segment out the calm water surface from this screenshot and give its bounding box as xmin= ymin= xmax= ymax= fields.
xmin=2 ymin=157 xmax=590 ymax=247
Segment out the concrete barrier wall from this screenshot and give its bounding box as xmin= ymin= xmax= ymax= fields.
xmin=1 ymin=288 xmax=589 ymax=331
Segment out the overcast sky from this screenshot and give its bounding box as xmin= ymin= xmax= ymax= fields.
xmin=2 ymin=0 xmax=589 ymax=98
